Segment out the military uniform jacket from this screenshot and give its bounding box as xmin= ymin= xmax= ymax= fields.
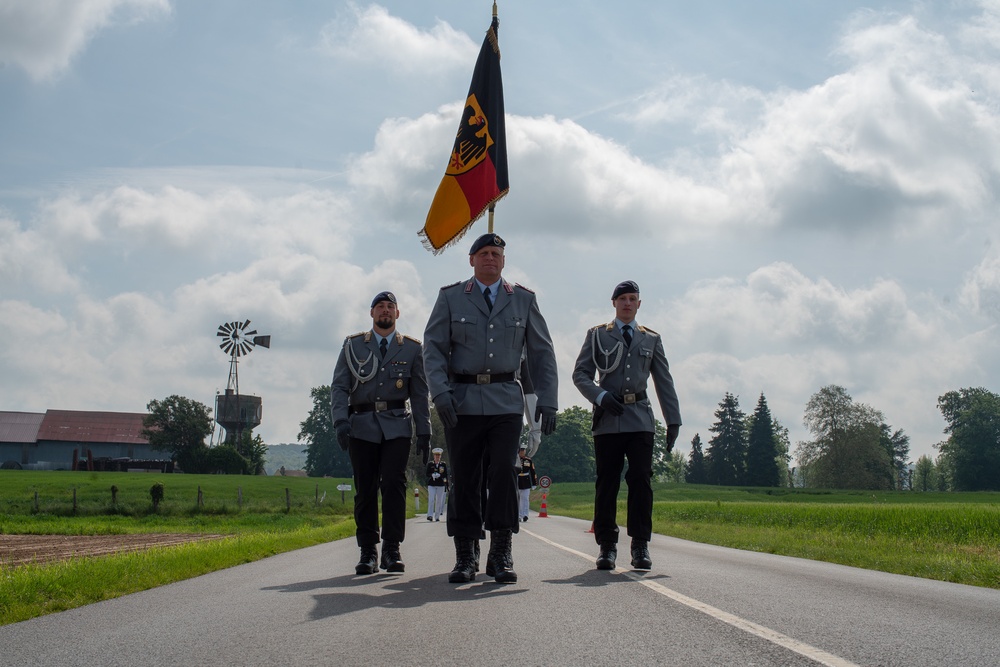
xmin=517 ymin=456 xmax=537 ymax=490
xmin=330 ymin=330 xmax=431 ymax=444
xmin=425 ymin=460 xmax=449 ymax=488
xmin=572 ymin=322 xmax=681 ymax=436
xmin=423 ymin=277 xmax=558 ymax=416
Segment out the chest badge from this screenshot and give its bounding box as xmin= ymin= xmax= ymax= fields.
xmin=396 ymin=379 xmax=404 ymax=389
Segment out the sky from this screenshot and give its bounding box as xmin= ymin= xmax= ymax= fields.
xmin=2 ymin=0 xmax=999 ymax=464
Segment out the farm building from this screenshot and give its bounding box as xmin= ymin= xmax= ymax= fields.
xmin=0 ymin=410 xmax=171 ymax=471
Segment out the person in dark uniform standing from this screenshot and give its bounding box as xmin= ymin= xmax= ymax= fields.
xmin=572 ymin=280 xmax=681 ymax=571
xmin=425 ymin=447 xmax=449 ymax=522
xmin=423 ymin=233 xmax=558 ymax=584
xmin=516 ymin=446 xmax=538 ymax=521
xmin=331 ymin=291 xmax=431 ymax=575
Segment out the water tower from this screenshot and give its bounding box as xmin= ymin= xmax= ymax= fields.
xmin=215 ymin=319 xmax=270 ymax=445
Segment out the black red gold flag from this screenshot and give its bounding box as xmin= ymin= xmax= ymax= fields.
xmin=419 ymin=14 xmax=509 ymax=254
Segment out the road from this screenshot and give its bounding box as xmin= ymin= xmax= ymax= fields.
xmin=2 ymin=513 xmax=998 ymax=666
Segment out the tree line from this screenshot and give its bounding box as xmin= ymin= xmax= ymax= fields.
xmin=142 ymin=383 xmax=1000 ymax=492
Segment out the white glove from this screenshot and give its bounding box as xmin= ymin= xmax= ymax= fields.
xmin=523 ymin=392 xmax=543 ymax=458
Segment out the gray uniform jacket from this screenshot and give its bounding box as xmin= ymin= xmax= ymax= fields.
xmin=573 ymin=322 xmax=681 ymax=435
xmin=330 ymin=330 xmax=431 ymax=443
xmin=423 ymin=277 xmax=558 ymax=416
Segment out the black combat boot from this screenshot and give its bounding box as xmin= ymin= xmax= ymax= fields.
xmin=355 ymin=545 xmax=379 ymax=575
xmin=596 ymin=542 xmax=617 ymax=570
xmin=489 ymin=529 xmax=517 ymax=583
xmin=474 ymin=538 xmax=481 ymax=572
xmin=448 ymin=537 xmax=477 ymax=583
xmin=380 ymin=540 xmax=404 ymax=573
xmin=630 ymin=538 xmax=652 ymax=570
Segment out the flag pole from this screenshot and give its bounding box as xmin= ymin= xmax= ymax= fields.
xmin=488 ymin=0 xmax=497 ymax=234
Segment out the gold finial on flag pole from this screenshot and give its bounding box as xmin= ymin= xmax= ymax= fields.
xmin=493 ymin=1 xmax=498 ymax=18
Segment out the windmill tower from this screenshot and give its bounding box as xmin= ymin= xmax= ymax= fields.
xmin=215 ymin=319 xmax=270 ymax=445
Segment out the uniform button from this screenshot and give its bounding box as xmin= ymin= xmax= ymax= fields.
xmin=626 ymin=377 xmax=631 ymax=382
xmin=489 ymin=338 xmax=494 ymax=343
xmin=461 ymin=317 xmax=466 ymax=322
xmin=626 ymin=364 xmax=631 ymax=369
xmin=489 ymin=353 xmax=494 ymax=358
xmin=490 ymin=324 xmax=495 ymax=329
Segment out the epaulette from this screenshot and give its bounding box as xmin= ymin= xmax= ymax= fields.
xmin=638 ymin=325 xmax=659 ymax=336
xmin=346 ymin=331 xmax=367 ymax=340
xmin=440 ymin=280 xmax=462 ymax=290
xmin=514 ymin=282 xmax=534 ymax=293
xmin=403 ymin=334 xmax=423 ymax=345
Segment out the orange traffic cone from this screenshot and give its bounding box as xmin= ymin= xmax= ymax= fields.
xmin=538 ymin=491 xmax=548 ymax=518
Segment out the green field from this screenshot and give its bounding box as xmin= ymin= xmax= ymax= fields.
xmin=2 ymin=471 xmax=999 ymax=626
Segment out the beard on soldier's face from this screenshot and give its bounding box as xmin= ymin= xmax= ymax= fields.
xmin=375 ymin=316 xmax=394 ymax=330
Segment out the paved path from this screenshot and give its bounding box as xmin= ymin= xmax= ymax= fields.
xmin=2 ymin=513 xmax=999 ymax=666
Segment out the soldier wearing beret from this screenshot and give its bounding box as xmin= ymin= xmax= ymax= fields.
xmin=425 ymin=447 xmax=449 ymax=522
xmin=331 ymin=291 xmax=431 ymax=575
xmin=423 ymin=233 xmax=558 ymax=583
xmin=573 ymin=280 xmax=681 ymax=571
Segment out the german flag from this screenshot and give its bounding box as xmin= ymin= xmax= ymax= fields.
xmin=419 ymin=14 xmax=509 ymax=254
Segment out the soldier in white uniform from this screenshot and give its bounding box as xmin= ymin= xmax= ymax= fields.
xmin=423 ymin=233 xmax=558 ymax=584
xmin=573 ymin=280 xmax=681 ymax=571
xmin=331 ymin=291 xmax=431 ymax=575
xmin=425 ymin=447 xmax=448 ymax=521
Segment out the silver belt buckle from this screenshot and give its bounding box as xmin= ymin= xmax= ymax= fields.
xmin=623 ymin=393 xmax=636 ymax=404
xmin=476 ymin=374 xmax=491 ymax=385
xmin=375 ymin=401 xmax=388 ymax=411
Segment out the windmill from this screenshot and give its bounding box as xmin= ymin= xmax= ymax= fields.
xmin=215 ymin=319 xmax=270 ymax=445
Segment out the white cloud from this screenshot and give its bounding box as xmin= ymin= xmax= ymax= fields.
xmin=0 ymin=0 xmax=170 ymax=81
xmin=318 ymin=3 xmax=477 ymax=75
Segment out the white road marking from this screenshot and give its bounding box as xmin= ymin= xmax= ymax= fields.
xmin=524 ymin=528 xmax=860 ymax=667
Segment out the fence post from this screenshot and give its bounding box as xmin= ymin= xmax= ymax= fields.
xmin=285 ymin=487 xmax=291 ymax=512
xmin=237 ymin=486 xmax=243 ymax=509
xmin=34 ymin=490 xmax=39 ymax=513
xmin=72 ymin=488 xmax=77 ymax=514
xmin=197 ymin=485 xmax=203 ymax=508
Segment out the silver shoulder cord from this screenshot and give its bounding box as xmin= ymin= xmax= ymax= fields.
xmin=344 ymin=338 xmax=377 ymax=391
xmin=591 ymin=326 xmax=623 ymax=378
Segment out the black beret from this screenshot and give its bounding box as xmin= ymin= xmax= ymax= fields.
xmin=370 ymin=291 xmax=397 ymax=308
xmin=612 ymin=280 xmax=640 ymax=299
xmin=469 ymin=233 xmax=506 ymax=255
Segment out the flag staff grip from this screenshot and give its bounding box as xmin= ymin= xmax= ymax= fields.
xmin=488 ymin=205 xmax=495 ymax=232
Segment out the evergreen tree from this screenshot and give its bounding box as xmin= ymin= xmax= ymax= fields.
xmin=706 ymin=393 xmax=747 ymax=486
xmin=745 ymin=392 xmax=780 ymax=487
xmin=685 ymin=433 xmax=708 ymax=484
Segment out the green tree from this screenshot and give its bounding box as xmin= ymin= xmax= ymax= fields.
xmin=236 ymin=432 xmax=268 ymax=475
xmin=299 ymin=385 xmax=352 ymax=478
xmin=532 ymin=406 xmax=595 ymax=483
xmin=936 ymin=387 xmax=1000 ymax=491
xmin=913 ymin=455 xmax=936 ymax=492
xmin=685 ymin=433 xmax=708 ymax=484
xmin=142 ymin=395 xmax=213 ymax=472
xmin=745 ymin=392 xmax=780 ymax=487
xmin=880 ymin=425 xmax=911 ymax=490
xmin=706 ymin=393 xmax=746 ymax=486
xmin=797 ymin=385 xmax=893 ymax=490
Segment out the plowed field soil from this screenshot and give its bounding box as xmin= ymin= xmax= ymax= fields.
xmin=0 ymin=534 xmax=224 ymax=567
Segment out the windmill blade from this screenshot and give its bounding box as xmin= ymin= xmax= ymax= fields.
xmin=239 ymin=341 xmax=253 ymax=356
xmin=252 ymin=335 xmax=271 ymax=349
xmin=244 ymin=329 xmax=257 ymax=337
xmin=242 ymin=319 xmax=251 ymax=329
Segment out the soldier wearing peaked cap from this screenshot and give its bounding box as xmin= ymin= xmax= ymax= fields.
xmin=425 ymin=447 xmax=449 ymax=522
xmin=573 ymin=280 xmax=681 ymax=572
xmin=422 ymin=233 xmax=558 ymax=584
xmin=331 ymin=290 xmax=431 ymax=575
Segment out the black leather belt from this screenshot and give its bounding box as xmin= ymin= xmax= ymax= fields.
xmin=452 ymin=372 xmax=516 ymax=385
xmin=619 ymin=390 xmax=648 ymax=404
xmin=350 ymin=400 xmax=406 ymax=414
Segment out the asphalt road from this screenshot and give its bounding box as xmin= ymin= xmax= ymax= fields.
xmin=2 ymin=513 xmax=998 ymax=666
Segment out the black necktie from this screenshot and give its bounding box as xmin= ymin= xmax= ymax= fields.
xmin=483 ymin=287 xmax=493 ymax=311
xmin=379 ymin=337 xmax=388 ymax=359
xmin=622 ymin=325 xmax=633 ymax=347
